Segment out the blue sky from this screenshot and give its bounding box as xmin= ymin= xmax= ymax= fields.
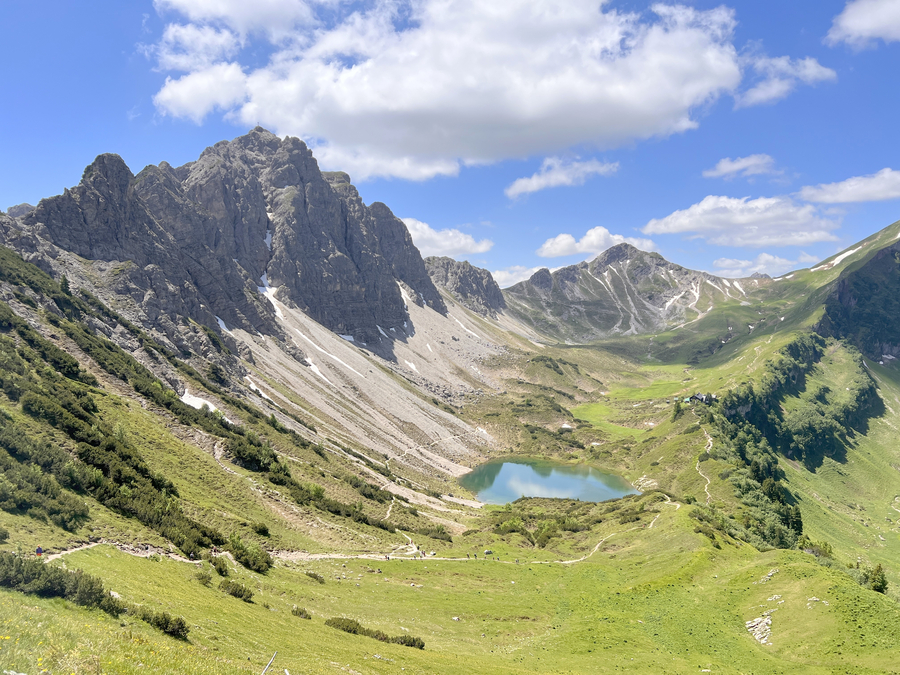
xmin=2 ymin=0 xmax=899 ymax=286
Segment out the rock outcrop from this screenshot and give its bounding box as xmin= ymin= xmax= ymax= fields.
xmin=425 ymin=256 xmax=505 ymax=317
xmin=4 ymin=127 xmax=446 ymax=346
xmin=5 ymin=203 xmax=34 ymax=218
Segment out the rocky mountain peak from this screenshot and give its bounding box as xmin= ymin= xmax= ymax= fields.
xmin=3 ymin=128 xmax=447 ymax=351
xmin=425 ymin=257 xmax=505 ymax=316
xmin=528 ymin=268 xmax=554 ymax=291
xmin=5 ymin=203 xmax=35 ymax=218
xmin=504 ymin=244 xmax=751 ymax=342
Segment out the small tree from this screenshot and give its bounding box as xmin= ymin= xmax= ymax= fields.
xmin=671 ymin=400 xmax=683 ymax=422
xmin=870 ymin=564 xmax=888 ymax=594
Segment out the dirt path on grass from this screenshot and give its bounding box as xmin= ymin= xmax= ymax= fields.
xmin=274 ymin=494 xmax=682 ymax=566
xmin=697 ymin=429 xmax=713 ymax=505
xmin=43 ymin=500 xmax=680 ymax=569
xmin=648 ymin=494 xmax=680 ymax=529
xmin=44 ymin=540 xmax=200 ymax=565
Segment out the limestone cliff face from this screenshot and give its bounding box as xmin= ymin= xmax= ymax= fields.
xmin=10 ymin=127 xmax=445 ymax=345
xmin=425 ymin=257 xmax=506 ymax=317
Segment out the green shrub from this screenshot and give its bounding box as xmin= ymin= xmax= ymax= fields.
xmin=325 ymin=617 xmax=425 ymax=649
xmin=0 ymin=552 xmax=123 ymax=616
xmin=305 ymin=571 xmax=325 ymax=584
xmin=291 ymin=605 xmax=311 ymax=619
xmin=219 ymin=579 xmax=253 ymax=602
xmin=228 ymin=533 xmax=272 ymax=573
xmin=134 ymin=607 xmax=190 ymax=639
xmin=210 ymin=555 xmax=228 ymax=576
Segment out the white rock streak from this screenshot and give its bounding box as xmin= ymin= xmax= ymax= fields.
xmin=257 ymin=273 xmax=284 ymax=318
xmin=293 ymin=329 xmax=363 ymax=377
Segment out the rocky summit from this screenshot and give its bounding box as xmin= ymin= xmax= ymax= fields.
xmin=426 ymin=255 xmax=506 ymax=317
xmin=4 ymin=128 xmax=446 ymax=350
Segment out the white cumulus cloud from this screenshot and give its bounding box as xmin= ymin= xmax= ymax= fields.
xmin=151 ymin=1 xmax=747 ymax=180
xmin=153 ymin=0 xmax=315 ymax=38
xmin=402 ymin=218 xmax=493 ymax=258
xmin=735 ymin=56 xmax=836 ymax=108
xmin=537 ymin=226 xmax=656 ymax=258
xmin=642 ymin=195 xmax=839 ymax=247
xmin=712 ymin=251 xmax=819 ymax=278
xmin=491 ymin=266 xmax=547 ymax=289
xmin=148 ymin=23 xmax=242 ymax=72
xmin=827 ymin=0 xmax=900 ymax=48
xmin=153 ymin=63 xmax=248 ymax=123
xmin=798 ymin=168 xmax=900 ymax=203
xmin=505 ymin=157 xmax=618 ymax=199
xmin=703 ymin=154 xmax=779 ymax=179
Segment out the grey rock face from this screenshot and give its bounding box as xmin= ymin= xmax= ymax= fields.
xmin=425 ymin=256 xmax=505 ymax=316
xmin=6 ymin=203 xmax=35 ymax=218
xmin=503 ymin=243 xmax=743 ymax=342
xmin=6 ymin=127 xmax=445 ymax=346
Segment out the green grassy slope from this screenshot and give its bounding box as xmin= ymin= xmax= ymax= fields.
xmin=4 ymin=223 xmax=900 ymax=672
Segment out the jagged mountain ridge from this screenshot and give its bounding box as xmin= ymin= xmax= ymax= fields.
xmin=425 ymin=256 xmax=506 ymax=317
xmin=501 ymin=243 xmax=765 ymax=343
xmin=4 ymin=127 xmax=445 ymax=350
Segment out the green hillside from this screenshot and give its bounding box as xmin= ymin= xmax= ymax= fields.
xmin=2 ymin=223 xmax=900 ymax=673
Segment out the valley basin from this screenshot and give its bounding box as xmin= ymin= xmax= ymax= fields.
xmin=459 ymin=457 xmax=639 ymax=505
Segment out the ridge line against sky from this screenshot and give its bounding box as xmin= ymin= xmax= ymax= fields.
xmin=1 ymin=0 xmax=899 ymax=286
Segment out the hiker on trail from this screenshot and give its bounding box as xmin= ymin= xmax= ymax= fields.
xmin=467 ymin=553 xmax=470 ymax=559
xmin=36 ymin=546 xmax=43 ymax=557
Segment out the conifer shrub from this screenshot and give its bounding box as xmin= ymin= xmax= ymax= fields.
xmin=325 ymin=617 xmax=425 ymax=649
xmin=210 ymin=555 xmax=229 ymax=576
xmin=219 ymin=579 xmax=253 ymax=602
xmin=133 ymin=607 xmax=190 ymax=639
xmin=228 ymin=533 xmax=273 ymax=573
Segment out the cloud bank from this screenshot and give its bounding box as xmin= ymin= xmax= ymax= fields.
xmin=827 ymin=0 xmax=900 ymax=48
xmin=401 ymin=218 xmax=493 ymax=258
xmin=712 ymin=251 xmax=820 ymax=278
xmin=798 ymin=168 xmax=900 ymax=203
xmin=147 ymin=1 xmax=831 ymax=181
xmin=537 ymin=226 xmax=656 ymax=258
xmin=642 ymin=195 xmax=839 ymax=247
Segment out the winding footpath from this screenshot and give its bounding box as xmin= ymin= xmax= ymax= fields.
xmin=697 ymin=429 xmax=714 ymax=505
xmin=44 ymin=495 xmax=682 ymax=570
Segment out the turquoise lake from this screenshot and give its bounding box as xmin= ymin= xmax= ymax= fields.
xmin=458 ymin=458 xmax=639 ymax=505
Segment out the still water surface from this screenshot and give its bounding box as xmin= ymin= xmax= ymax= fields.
xmin=459 ymin=458 xmax=638 ymax=505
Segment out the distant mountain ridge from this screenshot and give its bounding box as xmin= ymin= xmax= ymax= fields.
xmin=501 ymin=243 xmax=761 ymax=343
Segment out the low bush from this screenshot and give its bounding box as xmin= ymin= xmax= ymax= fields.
xmin=305 ymin=571 xmax=325 ymax=584
xmin=219 ymin=579 xmax=253 ymax=602
xmin=210 ymin=555 xmax=229 ymax=576
xmin=291 ymin=605 xmax=311 ymax=619
xmin=325 ymin=617 xmax=425 ymax=649
xmin=133 ymin=607 xmax=190 ymax=639
xmin=0 ymin=552 xmax=123 ymax=616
